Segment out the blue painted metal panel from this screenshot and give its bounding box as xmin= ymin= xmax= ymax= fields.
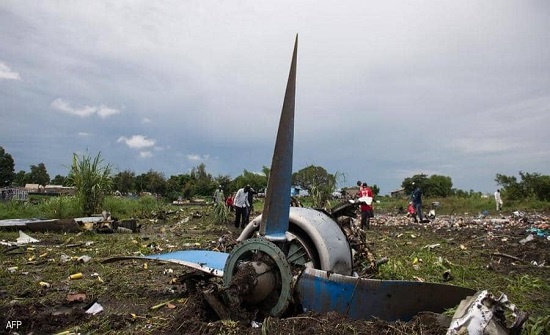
xmin=295 ymin=268 xmax=475 ymax=321
xmin=145 ymin=250 xmax=229 ymax=277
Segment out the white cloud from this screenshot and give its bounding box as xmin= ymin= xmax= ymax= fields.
xmin=449 ymin=137 xmax=518 ymax=155
xmin=187 ymin=154 xmax=210 ymax=161
xmin=77 ymin=132 xmax=91 ymax=137
xmin=50 ymin=98 xmax=120 ymax=118
xmin=51 ymin=98 xmax=95 ymax=117
xmin=117 ymin=135 xmax=156 ymax=149
xmin=142 ymin=117 xmax=152 ymax=124
xmin=139 ymin=151 xmax=153 ymax=158
xmin=97 ymin=105 xmax=120 ymax=118
xmin=0 ymin=61 xmax=21 ymax=80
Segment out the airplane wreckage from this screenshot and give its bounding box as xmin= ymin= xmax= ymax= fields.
xmin=104 ymin=36 xmax=527 ymax=333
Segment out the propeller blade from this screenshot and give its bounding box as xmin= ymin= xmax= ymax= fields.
xmin=260 ymin=34 xmax=298 ymax=241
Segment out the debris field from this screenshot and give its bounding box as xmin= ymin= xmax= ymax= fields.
xmin=1 ymin=205 xmax=549 ymax=334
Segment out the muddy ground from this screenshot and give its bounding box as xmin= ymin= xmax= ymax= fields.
xmin=1 ymin=205 xmax=549 ymax=334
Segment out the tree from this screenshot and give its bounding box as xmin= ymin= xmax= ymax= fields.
xmin=426 ymin=175 xmax=453 ymax=197
xmin=112 ymin=170 xmax=136 ymax=194
xmin=370 ymin=184 xmax=381 ymax=197
xmin=29 ymin=163 xmax=50 ymax=186
xmin=496 ymin=171 xmax=550 ymax=201
xmin=13 ymin=171 xmax=28 ymax=187
xmin=292 ymin=165 xmax=335 ymax=192
xmin=214 ymin=174 xmax=232 ymax=192
xmin=0 ymin=146 xmax=16 ymax=187
xmin=166 ymin=173 xmax=192 ymax=200
xmin=134 ymin=170 xmax=166 ymax=195
xmin=231 ymin=170 xmax=267 ymax=192
xmin=495 ymin=173 xmax=524 ymax=199
xmin=145 ymin=170 xmax=166 ymax=195
xmin=402 ymin=174 xmax=428 ymax=195
xmin=292 ymin=165 xmax=343 ymax=208
xmin=402 ymin=174 xmax=453 ymax=198
xmin=67 ymin=151 xmax=113 ymax=216
xmin=516 ymin=172 xmax=550 ymax=201
xmin=190 ymin=163 xmax=214 ymax=196
xmin=51 ymin=175 xmax=68 ymax=186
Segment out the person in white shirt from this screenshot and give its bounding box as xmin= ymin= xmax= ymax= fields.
xmin=233 ymin=185 xmax=250 ymax=228
xmin=494 ymin=189 xmax=503 ymax=211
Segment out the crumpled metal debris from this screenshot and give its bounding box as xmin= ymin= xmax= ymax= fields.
xmin=85 ymin=302 xmax=104 ymax=315
xmin=16 ymin=230 xmax=40 ymax=244
xmin=446 ymin=290 xmax=528 ymax=335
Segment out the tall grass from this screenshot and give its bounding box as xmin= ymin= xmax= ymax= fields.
xmin=102 ymin=195 xmax=165 ymax=218
xmin=67 ymin=151 xmax=113 ymax=216
xmin=39 ymin=196 xmax=81 ymax=219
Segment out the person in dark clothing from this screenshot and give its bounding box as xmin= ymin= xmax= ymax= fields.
xmin=411 ymin=183 xmax=424 ymax=223
xmin=245 ymin=186 xmax=257 ymax=223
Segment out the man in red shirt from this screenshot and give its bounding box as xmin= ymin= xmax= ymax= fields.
xmin=358 ymin=182 xmax=374 ymax=230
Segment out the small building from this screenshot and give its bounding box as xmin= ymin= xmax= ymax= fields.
xmin=45 ymin=185 xmax=76 ymax=195
xmin=25 ymin=184 xmax=43 ymax=192
xmin=25 ymin=184 xmax=76 ymax=196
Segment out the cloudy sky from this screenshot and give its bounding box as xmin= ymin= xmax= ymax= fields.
xmin=1 ymin=1 xmax=549 ymax=195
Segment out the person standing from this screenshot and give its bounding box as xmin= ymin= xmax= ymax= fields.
xmin=233 ymin=185 xmax=250 ymax=228
xmin=494 ymin=189 xmax=503 ymax=211
xmin=226 ymin=193 xmax=234 ymax=212
xmin=245 ymin=185 xmax=257 ymax=223
xmin=356 ymin=180 xmax=364 ymax=193
xmin=411 ymin=182 xmax=424 ymax=223
xmin=358 ymin=182 xmax=374 ymax=230
xmin=213 ymin=185 xmax=224 ymax=205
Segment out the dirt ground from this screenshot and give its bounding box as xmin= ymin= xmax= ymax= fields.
xmin=1 ymin=206 xmax=549 ymax=334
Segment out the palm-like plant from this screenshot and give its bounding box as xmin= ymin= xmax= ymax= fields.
xmin=67 ymin=151 xmax=113 ymax=216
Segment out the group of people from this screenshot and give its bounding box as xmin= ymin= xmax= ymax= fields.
xmin=216 ymin=182 xmax=506 ymax=233
xmin=405 ymin=185 xmax=504 ymax=223
xmin=355 ymin=180 xmax=428 ymax=229
xmin=213 ymin=185 xmax=256 ymax=229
